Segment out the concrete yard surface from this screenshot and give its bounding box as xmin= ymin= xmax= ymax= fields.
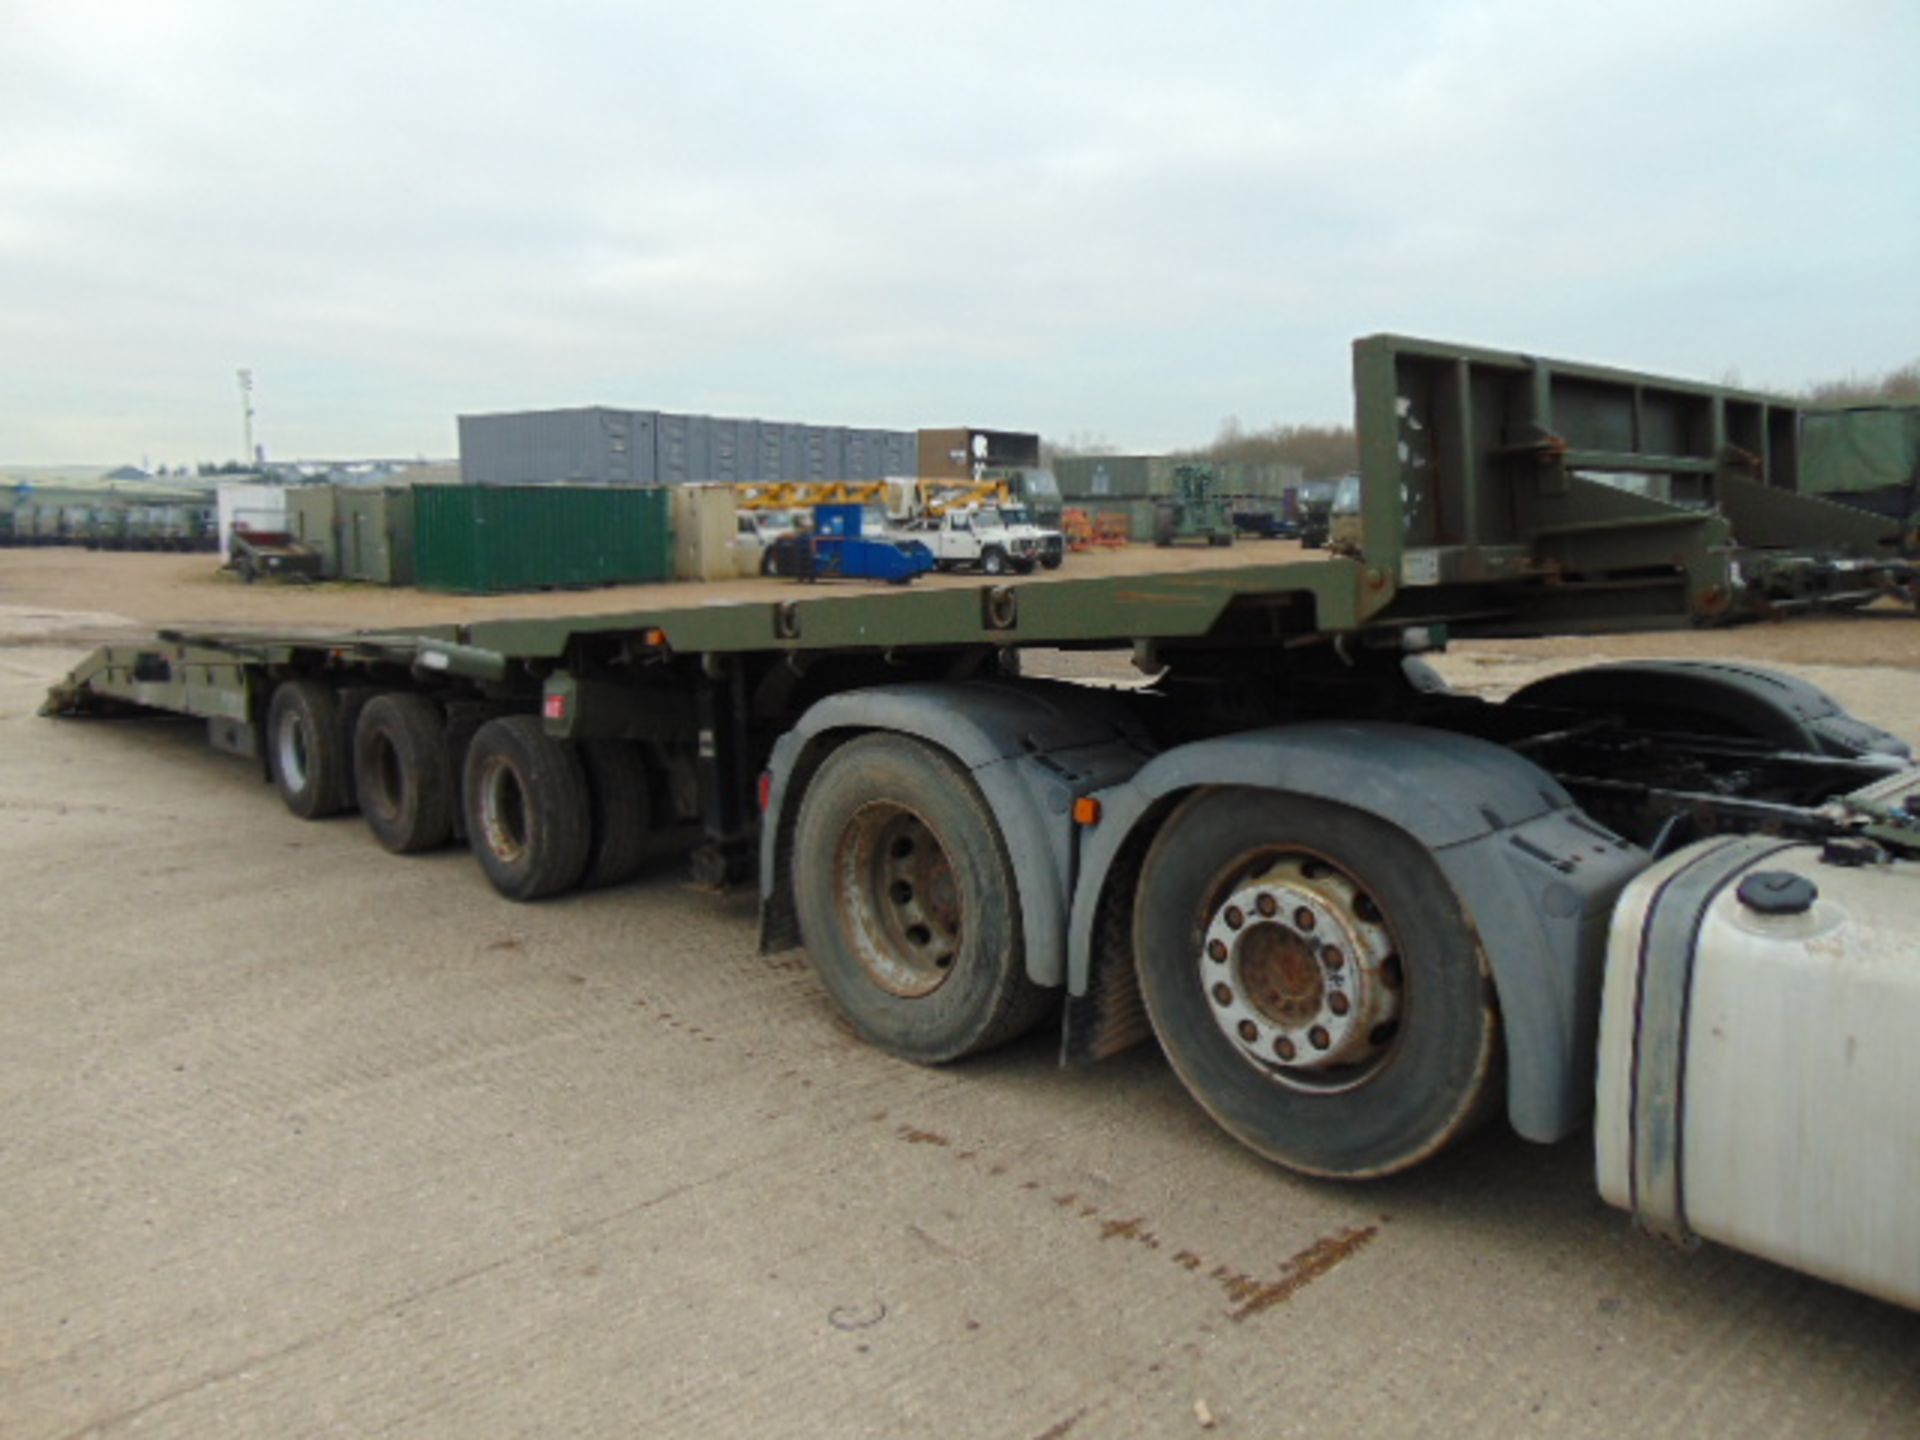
xmin=4 ymin=614 xmax=1920 ymax=1436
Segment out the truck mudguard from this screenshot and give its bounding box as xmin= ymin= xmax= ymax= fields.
xmin=1066 ymin=723 xmax=1651 ymax=1143
xmin=760 ymin=681 xmax=1153 ymax=984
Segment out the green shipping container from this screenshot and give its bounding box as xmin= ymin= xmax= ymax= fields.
xmin=1801 ymin=406 xmax=1920 ymax=498
xmin=413 ymin=485 xmax=672 ymax=593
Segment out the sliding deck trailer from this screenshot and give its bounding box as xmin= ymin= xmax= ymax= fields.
xmin=45 ymin=336 xmax=1920 ymax=1309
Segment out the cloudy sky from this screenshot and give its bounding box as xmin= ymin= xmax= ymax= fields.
xmin=3 ymin=0 xmax=1914 ymax=465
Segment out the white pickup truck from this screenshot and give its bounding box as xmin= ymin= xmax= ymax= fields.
xmin=911 ymin=504 xmax=1065 ymax=575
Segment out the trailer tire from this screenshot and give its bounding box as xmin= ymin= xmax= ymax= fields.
xmin=793 ymin=733 xmax=1051 ymax=1063
xmin=1133 ymin=786 xmax=1499 ymax=1179
xmin=463 ymin=716 xmax=592 ymax=901
xmin=267 ymin=679 xmax=349 ymax=820
xmin=354 ymin=692 xmax=455 ymax=854
xmin=578 ymin=739 xmax=651 ymax=890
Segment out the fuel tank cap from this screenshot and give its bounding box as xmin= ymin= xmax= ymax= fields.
xmin=1736 ymin=870 xmax=1819 ymax=917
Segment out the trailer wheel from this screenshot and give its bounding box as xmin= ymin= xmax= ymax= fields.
xmin=578 ymin=739 xmax=651 ymax=890
xmin=980 ymin=547 xmax=1008 ymax=577
xmin=1134 ymin=787 xmax=1498 ymax=1179
xmin=463 ymin=717 xmax=592 ymax=901
xmin=354 ymin=693 xmax=455 ymax=854
xmin=267 ymin=679 xmax=349 ymax=819
xmin=793 ymin=733 xmax=1050 ymax=1062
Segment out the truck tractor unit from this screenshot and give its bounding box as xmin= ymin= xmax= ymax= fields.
xmin=45 ymin=335 xmax=1920 ymax=1312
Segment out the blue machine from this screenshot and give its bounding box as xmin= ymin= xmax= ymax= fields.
xmin=794 ymin=504 xmax=936 ymax=585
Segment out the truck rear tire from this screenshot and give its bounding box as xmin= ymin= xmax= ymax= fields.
xmin=579 ymin=739 xmax=651 ymax=890
xmin=267 ymin=679 xmax=349 ymax=819
xmin=463 ymin=717 xmax=593 ymax=901
xmin=792 ymin=733 xmax=1051 ymax=1063
xmin=980 ymin=548 xmax=1008 ymax=577
xmin=1133 ymin=787 xmax=1499 ymax=1179
xmin=354 ymin=693 xmax=455 ymax=854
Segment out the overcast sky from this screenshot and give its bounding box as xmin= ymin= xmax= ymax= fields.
xmin=3 ymin=0 xmax=1915 ymax=465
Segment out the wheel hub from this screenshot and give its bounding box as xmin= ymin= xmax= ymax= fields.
xmin=835 ymin=802 xmax=962 ymax=998
xmin=1200 ymin=856 xmax=1402 ymax=1088
xmin=276 ymin=712 xmax=310 ymax=791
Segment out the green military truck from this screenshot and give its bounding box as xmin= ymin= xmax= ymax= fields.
xmin=45 ymin=336 xmax=1920 ymax=1310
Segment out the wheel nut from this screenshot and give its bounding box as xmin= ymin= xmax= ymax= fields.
xmin=1212 ymin=983 xmax=1234 ymax=1006
xmin=1225 ymin=906 xmax=1245 ymax=930
xmin=1294 ymin=907 xmax=1316 ymax=931
xmin=1207 ymin=939 xmax=1228 ymax=962
xmin=1328 ymin=992 xmax=1350 ymax=1017
xmin=1274 ymin=1036 xmax=1296 ymax=1061
xmin=1237 ymin=1020 xmax=1258 ymax=1043
xmin=1321 ymin=944 xmax=1344 ymax=971
xmin=1255 ymin=892 xmax=1278 ymax=918
xmin=1308 ymin=1026 xmax=1330 ymax=1050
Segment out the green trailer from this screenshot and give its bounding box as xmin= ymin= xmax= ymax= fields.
xmin=42 ymin=335 xmax=1920 ymax=1310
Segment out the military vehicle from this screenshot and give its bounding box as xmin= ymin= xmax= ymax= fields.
xmin=1151 ymin=463 xmax=1234 ymax=547
xmin=44 ymin=335 xmax=1920 ymax=1311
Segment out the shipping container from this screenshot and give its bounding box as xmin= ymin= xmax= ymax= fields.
xmin=338 ymin=487 xmax=416 ymax=586
xmin=458 ymin=408 xmax=660 ymax=487
xmin=918 ymin=427 xmax=1042 ymax=482
xmin=413 ymin=485 xmax=671 ymax=593
xmin=286 ymin=487 xmax=342 ymax=577
xmin=462 ymin=408 xmax=917 ymax=487
xmin=1801 ymin=405 xmax=1920 ymax=500
xmin=669 ymin=484 xmax=740 ymax=582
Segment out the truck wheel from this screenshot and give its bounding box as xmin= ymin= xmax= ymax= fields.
xmin=1133 ymin=787 xmax=1498 ymax=1179
xmin=1040 ymin=554 xmax=1063 ymax=570
xmin=578 ymin=739 xmax=651 ymax=890
xmin=980 ymin=548 xmax=1008 ymax=576
xmin=1153 ymin=506 xmax=1177 ymax=547
xmin=463 ymin=717 xmax=593 ymax=901
xmin=354 ymin=693 xmax=455 ymax=854
xmin=792 ymin=733 xmax=1051 ymax=1062
xmin=267 ymin=679 xmax=349 ymax=820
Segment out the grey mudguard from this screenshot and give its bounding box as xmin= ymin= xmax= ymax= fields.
xmin=760 ymin=681 xmax=1153 ymax=985
xmin=1066 ymin=722 xmax=1651 ymax=1143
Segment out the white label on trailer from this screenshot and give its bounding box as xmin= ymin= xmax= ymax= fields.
xmin=1401 ymin=548 xmax=1441 ymax=587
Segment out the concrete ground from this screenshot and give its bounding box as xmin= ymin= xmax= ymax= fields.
xmin=3 ymin=556 xmax=1920 ymax=1438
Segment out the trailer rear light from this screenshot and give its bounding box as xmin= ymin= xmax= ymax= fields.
xmin=756 ymin=771 xmax=773 ymax=812
xmin=643 ymin=628 xmax=669 ymax=649
xmin=1073 ymin=796 xmax=1102 ymax=826
xmin=543 ymin=694 xmax=566 ymax=721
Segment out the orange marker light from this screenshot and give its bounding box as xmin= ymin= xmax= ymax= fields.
xmin=1072 ymin=796 xmax=1102 ymax=826
xmin=643 ymin=628 xmax=669 ymax=648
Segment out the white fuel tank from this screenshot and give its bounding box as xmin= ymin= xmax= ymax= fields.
xmin=1596 ymin=833 xmax=1920 ymax=1309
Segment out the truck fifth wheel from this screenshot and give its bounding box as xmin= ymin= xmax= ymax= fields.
xmin=43 ymin=335 xmax=1920 ymax=1310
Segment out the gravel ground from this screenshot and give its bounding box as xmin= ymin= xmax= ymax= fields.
xmin=4 ymin=549 xmax=1918 ymax=1439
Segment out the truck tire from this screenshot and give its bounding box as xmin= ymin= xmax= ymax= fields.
xmin=267 ymin=679 xmax=349 ymax=820
xmin=578 ymin=739 xmax=651 ymax=890
xmin=463 ymin=716 xmax=593 ymax=901
xmin=354 ymin=693 xmax=455 ymax=854
xmin=980 ymin=547 xmax=1008 ymax=577
xmin=1153 ymin=506 xmax=1177 ymax=548
xmin=792 ymin=733 xmax=1052 ymax=1063
xmin=1133 ymin=787 xmax=1499 ymax=1179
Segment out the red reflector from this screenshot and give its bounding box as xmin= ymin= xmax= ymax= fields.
xmin=543 ymin=694 xmax=566 ymax=721
xmin=756 ymin=771 xmax=773 ymax=813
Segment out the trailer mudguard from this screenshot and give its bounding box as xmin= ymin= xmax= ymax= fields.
xmin=759 ymin=681 xmax=1153 ymax=985
xmin=1066 ymin=723 xmax=1651 ymax=1144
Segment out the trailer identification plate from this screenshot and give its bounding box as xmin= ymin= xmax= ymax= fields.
xmin=1401 ymin=548 xmax=1441 ymax=587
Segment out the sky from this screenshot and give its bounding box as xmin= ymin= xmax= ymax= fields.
xmin=2 ymin=0 xmax=1915 ymax=466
